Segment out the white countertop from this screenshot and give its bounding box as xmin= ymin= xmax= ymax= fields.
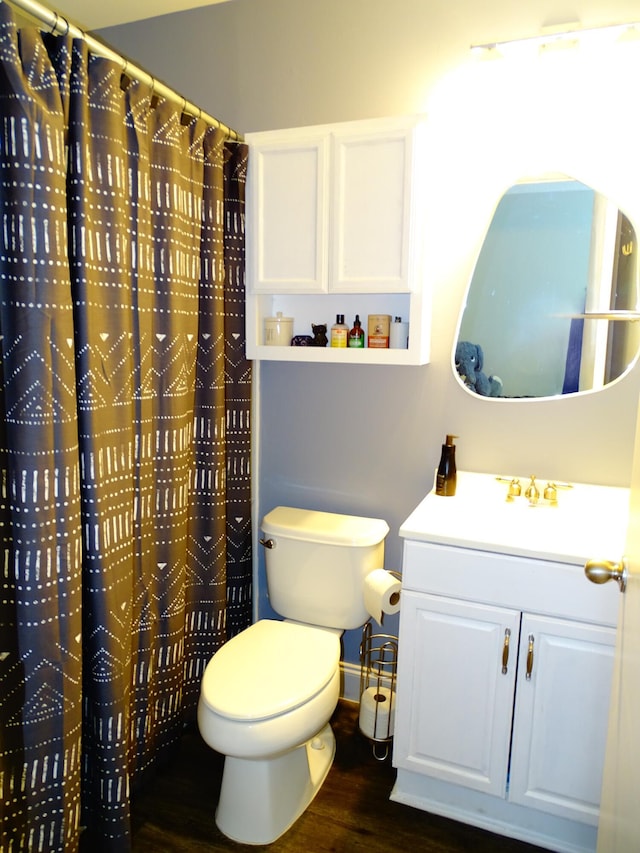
xmin=400 ymin=470 xmax=630 ymax=565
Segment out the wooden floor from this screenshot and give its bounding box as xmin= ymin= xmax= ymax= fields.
xmin=129 ymin=700 xmax=546 ymax=852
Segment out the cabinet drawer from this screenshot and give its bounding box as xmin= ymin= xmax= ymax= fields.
xmin=402 ymin=540 xmax=619 ymax=626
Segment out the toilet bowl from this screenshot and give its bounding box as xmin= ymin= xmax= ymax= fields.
xmin=197 ymin=506 xmax=390 ymax=845
xmin=197 ymin=619 xmax=341 ymax=844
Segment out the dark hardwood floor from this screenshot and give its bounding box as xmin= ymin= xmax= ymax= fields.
xmin=129 ymin=700 xmax=547 ymax=852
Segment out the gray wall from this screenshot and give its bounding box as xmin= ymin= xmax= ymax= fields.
xmin=100 ymin=0 xmax=640 ymax=664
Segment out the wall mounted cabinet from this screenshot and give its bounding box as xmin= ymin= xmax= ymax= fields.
xmin=245 ymin=115 xmax=430 ymax=364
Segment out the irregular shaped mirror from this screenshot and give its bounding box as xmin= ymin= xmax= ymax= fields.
xmin=454 ymin=175 xmax=640 ymax=399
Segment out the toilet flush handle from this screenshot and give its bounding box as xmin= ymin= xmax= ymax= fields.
xmin=259 ymin=537 xmax=275 ymax=549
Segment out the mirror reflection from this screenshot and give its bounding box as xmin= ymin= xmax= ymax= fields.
xmin=455 ymin=176 xmax=640 ymax=399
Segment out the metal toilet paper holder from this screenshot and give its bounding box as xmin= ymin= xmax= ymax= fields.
xmin=358 ymin=619 xmax=399 ymax=761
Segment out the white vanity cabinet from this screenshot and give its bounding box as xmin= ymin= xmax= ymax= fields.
xmin=392 ymin=472 xmax=629 ymax=853
xmin=245 ymin=115 xmax=430 ymax=364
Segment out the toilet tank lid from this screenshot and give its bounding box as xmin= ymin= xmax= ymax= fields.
xmin=262 ymin=506 xmax=389 ymax=547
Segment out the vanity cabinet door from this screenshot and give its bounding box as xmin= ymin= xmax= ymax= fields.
xmin=394 ymin=591 xmax=520 ymax=796
xmin=508 ymin=613 xmax=616 ymax=825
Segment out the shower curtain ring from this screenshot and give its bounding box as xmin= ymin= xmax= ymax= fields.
xmin=149 ymin=78 xmax=160 ymax=109
xmin=60 ymin=16 xmax=70 ymax=36
xmin=120 ymin=59 xmax=133 ymax=92
xmin=49 ymin=12 xmax=59 ymax=33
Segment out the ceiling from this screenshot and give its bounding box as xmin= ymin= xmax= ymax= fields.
xmin=40 ymin=0 xmax=232 ymax=31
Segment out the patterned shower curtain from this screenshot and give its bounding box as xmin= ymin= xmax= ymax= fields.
xmin=0 ymin=3 xmax=252 ymax=851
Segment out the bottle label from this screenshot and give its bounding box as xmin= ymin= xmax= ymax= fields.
xmin=435 ymin=473 xmax=456 ymax=496
xmin=367 ymin=335 xmax=389 ymax=348
xmin=331 ymin=328 xmax=348 ymax=347
xmin=348 ymin=335 xmax=364 ymax=348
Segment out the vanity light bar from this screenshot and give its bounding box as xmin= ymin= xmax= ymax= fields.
xmin=470 ymin=22 xmax=640 ymax=55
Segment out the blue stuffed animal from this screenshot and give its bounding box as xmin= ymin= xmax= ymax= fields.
xmin=455 ymin=341 xmax=503 ymax=397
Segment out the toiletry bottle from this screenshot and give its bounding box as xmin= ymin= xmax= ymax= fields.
xmin=348 ymin=314 xmax=365 ymax=348
xmin=435 ymin=434 xmax=458 ymax=496
xmin=389 ymin=316 xmax=409 ymax=349
xmin=331 ymin=314 xmax=348 ymax=347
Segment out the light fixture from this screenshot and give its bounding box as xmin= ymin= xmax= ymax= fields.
xmin=471 ymin=21 xmax=640 ymax=57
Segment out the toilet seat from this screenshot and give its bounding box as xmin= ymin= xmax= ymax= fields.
xmin=200 ymin=619 xmax=340 ymax=722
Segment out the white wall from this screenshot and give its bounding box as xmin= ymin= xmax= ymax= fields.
xmin=100 ymin=0 xmax=640 ymax=665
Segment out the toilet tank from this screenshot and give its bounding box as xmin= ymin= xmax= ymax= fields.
xmin=261 ymin=506 xmax=389 ymax=630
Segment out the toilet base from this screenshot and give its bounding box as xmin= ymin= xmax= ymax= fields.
xmin=215 ymin=722 xmax=336 ymax=845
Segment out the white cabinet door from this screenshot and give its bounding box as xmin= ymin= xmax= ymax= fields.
xmin=330 ymin=123 xmax=416 ymax=293
xmin=394 ymin=591 xmax=520 ymax=796
xmin=247 ymin=132 xmax=330 ymax=293
xmin=509 ymin=613 xmax=616 ymax=825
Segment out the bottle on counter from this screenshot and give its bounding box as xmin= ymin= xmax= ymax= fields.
xmin=331 ymin=314 xmax=348 ymax=348
xmin=435 ymin=434 xmax=458 ymax=496
xmin=348 ymin=314 xmax=365 ymax=348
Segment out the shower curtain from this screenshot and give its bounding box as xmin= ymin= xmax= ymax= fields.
xmin=0 ymin=4 xmax=252 ymax=851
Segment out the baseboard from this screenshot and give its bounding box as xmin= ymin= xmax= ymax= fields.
xmin=340 ymin=661 xmax=362 ymax=702
xmin=341 ymin=661 xmax=395 ymax=703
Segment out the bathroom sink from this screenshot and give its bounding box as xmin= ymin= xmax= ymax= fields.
xmin=400 ymin=470 xmax=630 ymax=564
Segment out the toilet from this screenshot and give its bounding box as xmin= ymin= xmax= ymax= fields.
xmin=197 ymin=505 xmax=389 ymax=845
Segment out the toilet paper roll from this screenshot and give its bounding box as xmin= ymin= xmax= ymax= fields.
xmin=359 ymin=686 xmax=396 ymax=740
xmin=363 ymin=569 xmax=401 ymax=625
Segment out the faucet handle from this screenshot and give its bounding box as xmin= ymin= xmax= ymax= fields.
xmin=543 ymin=482 xmax=558 ymax=504
xmin=496 ymin=476 xmax=522 ymax=501
xmin=507 ymin=478 xmax=521 ymax=498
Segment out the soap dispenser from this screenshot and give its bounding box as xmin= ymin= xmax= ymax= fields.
xmin=435 ymin=434 xmax=458 ymax=496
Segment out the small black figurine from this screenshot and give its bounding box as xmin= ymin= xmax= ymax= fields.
xmin=291 ymin=323 xmax=328 ymax=347
xmin=311 ymin=323 xmax=328 ymax=347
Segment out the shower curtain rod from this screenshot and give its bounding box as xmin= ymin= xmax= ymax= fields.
xmin=6 ymin=0 xmax=243 ymax=141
